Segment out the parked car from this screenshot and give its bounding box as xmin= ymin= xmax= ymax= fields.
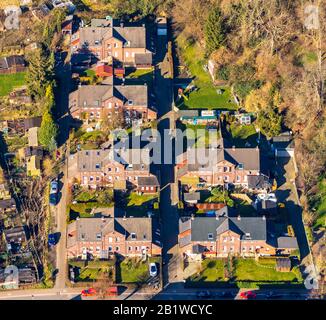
xmin=81 ymin=288 xmax=97 ymax=297
xmin=49 ymin=193 xmax=57 ymax=206
xmin=50 ymin=180 xmax=58 ymax=194
xmin=196 ymin=290 xmax=212 ymax=298
xmin=48 ymin=234 xmax=56 ymax=246
xmin=149 ymin=262 xmax=158 ymax=277
xmin=240 ymin=291 xmax=257 ymax=300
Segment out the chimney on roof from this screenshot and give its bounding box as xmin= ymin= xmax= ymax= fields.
xmin=101 ymin=216 xmax=105 ymax=221
xmin=262 ymin=215 xmax=266 ymax=220
xmin=120 ymin=21 xmax=124 ymax=28
xmin=191 ymin=214 xmax=195 ymax=221
xmin=232 ymin=145 xmax=235 ymax=150
xmin=142 ymin=23 xmax=145 ymax=27
xmin=256 ymin=146 xmax=259 ymax=151
xmin=123 ymin=214 xmax=127 ymax=220
xmin=215 ymin=214 xmax=219 ymax=220
xmin=237 ymin=215 xmax=241 ymax=221
xmin=76 ymin=217 xmax=80 ymax=220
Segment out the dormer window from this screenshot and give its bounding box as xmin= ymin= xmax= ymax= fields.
xmin=81 ymin=233 xmax=85 ymax=240
xmin=95 ymin=163 xmax=101 ymax=169
xmin=128 ymin=100 xmax=133 ymax=105
xmin=238 ymin=163 xmax=244 ymax=170
xmin=94 ymin=40 xmax=100 ymax=45
xmin=96 ymin=233 xmax=102 ymax=240
xmin=208 ymin=233 xmax=213 ymax=240
xmin=131 ymin=233 xmax=136 ymax=240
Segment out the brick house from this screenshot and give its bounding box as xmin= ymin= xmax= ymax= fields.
xmin=179 ymin=214 xmax=277 ymax=258
xmin=67 ymin=216 xmax=161 ymax=259
xmin=177 ymin=138 xmax=271 ymax=192
xmin=71 ymin=18 xmax=152 ymax=67
xmin=76 ymin=148 xmax=158 ymax=190
xmin=0 ymin=55 xmax=26 ymax=74
xmin=69 ymin=84 xmax=156 ymax=125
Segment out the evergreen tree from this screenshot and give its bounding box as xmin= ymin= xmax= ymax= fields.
xmin=204 ymin=6 xmax=225 ymax=56
xmin=257 ymin=106 xmax=282 ymax=139
xmin=39 ymin=111 xmax=58 ymax=151
xmin=26 ymin=48 xmax=54 ymax=100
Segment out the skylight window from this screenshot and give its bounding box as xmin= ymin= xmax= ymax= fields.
xmin=208 ymin=233 xmax=214 ymax=240
xmin=131 ymin=233 xmax=136 ymax=240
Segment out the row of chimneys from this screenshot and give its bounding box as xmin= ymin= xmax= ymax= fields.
xmin=191 ymin=214 xmax=266 ymax=220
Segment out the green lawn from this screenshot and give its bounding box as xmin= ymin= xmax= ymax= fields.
xmin=187 ymin=258 xmax=303 ymax=288
xmin=184 ymin=124 xmax=220 ymax=148
xmin=312 ymin=179 xmax=326 ymax=230
xmin=189 ymin=259 xmax=225 ymax=283
xmin=234 ymin=259 xmax=303 ymax=282
xmin=229 ymin=123 xmax=258 ymax=147
xmin=118 ymin=257 xmax=160 ymax=283
xmin=0 ymin=72 xmax=26 ymax=96
xmin=127 ymin=192 xmax=157 ymax=206
xmin=176 ymin=35 xmax=236 ymax=110
xmin=69 ymin=260 xmax=115 ymax=282
xmin=125 ymin=67 xmax=154 ymax=85
xmin=125 ymin=192 xmax=158 ymax=217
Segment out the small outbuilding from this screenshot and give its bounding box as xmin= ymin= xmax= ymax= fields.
xmin=276 ymin=257 xmax=291 ymax=272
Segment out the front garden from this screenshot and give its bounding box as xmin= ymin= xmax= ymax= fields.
xmin=186 ymin=257 xmax=304 ymax=289
xmin=116 ymin=256 xmax=161 ymax=283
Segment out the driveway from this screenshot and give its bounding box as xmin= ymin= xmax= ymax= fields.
xmin=274 ymin=157 xmax=310 ymax=261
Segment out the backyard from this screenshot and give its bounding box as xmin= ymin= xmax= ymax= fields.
xmin=68 ymin=189 xmax=114 ymax=221
xmin=125 ymin=67 xmax=154 ymax=86
xmin=228 ymin=122 xmax=258 ymax=147
xmin=175 ymin=35 xmax=237 ymax=110
xmin=0 ymin=72 xmax=26 ymax=97
xmin=179 ymin=123 xmax=220 ymax=148
xmin=125 ymin=192 xmax=159 ymax=217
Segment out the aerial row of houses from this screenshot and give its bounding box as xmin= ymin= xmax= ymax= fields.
xmin=64 ymin=17 xmax=299 ymax=264
xmin=68 ymin=17 xmax=157 ymax=129
xmin=178 ymin=206 xmax=298 ymax=258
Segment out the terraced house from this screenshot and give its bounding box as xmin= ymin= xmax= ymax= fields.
xmin=178 ymin=211 xmax=297 ymax=258
xmin=71 ymin=18 xmax=152 ymax=67
xmin=67 ymin=216 xmax=161 ymax=259
xmin=69 ymin=84 xmax=156 ymax=126
xmin=177 ymin=138 xmax=270 ymax=192
xmin=76 ymin=147 xmax=158 ymax=191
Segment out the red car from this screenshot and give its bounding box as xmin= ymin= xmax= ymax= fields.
xmin=81 ymin=288 xmax=97 ymax=297
xmin=240 ymin=291 xmax=257 ymax=300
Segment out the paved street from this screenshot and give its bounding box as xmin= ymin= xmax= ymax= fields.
xmin=0 ymin=286 xmax=311 ymax=300
xmin=153 ymin=34 xmax=182 ymax=286
xmin=53 ymin=53 xmax=72 ymax=289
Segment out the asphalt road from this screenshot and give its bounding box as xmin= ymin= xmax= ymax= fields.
xmin=0 ymin=287 xmax=311 ymax=300
xmin=153 ymin=34 xmax=181 ymax=286
xmin=53 ymin=52 xmax=72 ymax=289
